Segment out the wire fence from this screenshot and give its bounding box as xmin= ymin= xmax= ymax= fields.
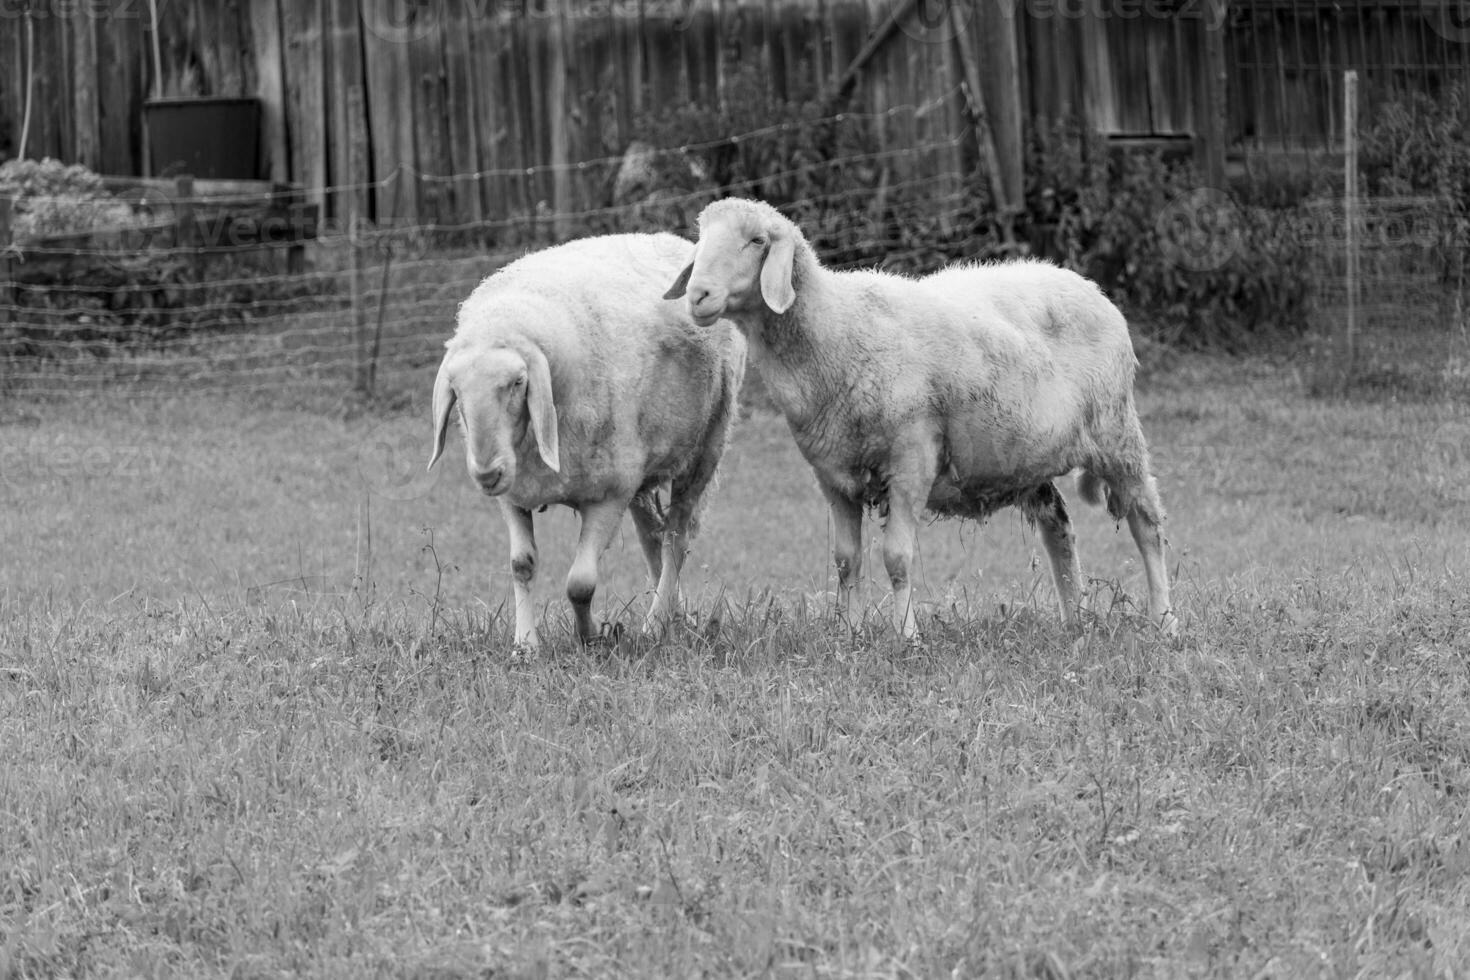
xmin=3 ymin=94 xmax=1469 ymax=404
xmin=1294 ymin=72 xmax=1470 ymax=399
xmin=1 ymin=101 xmax=987 ymax=401
xmin=1227 ymin=0 xmax=1470 ymax=399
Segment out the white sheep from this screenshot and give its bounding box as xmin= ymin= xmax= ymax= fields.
xmin=665 ymin=198 xmax=1175 ymax=638
xmin=428 ymin=233 xmax=746 ymax=648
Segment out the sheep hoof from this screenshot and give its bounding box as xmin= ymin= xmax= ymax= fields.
xmin=1158 ymin=612 xmax=1181 ymax=639
xmin=584 ymin=621 xmax=625 ymax=648
xmin=640 ymin=609 xmax=672 ymax=638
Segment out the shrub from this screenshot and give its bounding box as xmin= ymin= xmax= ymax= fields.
xmin=1022 ymin=123 xmax=1312 ymax=348
xmin=1357 ymin=82 xmax=1470 ymax=207
xmin=2 ymin=159 xmax=332 ymax=358
xmin=1354 ymin=83 xmax=1470 ymax=285
xmin=628 ymin=96 xmax=1314 ymax=349
xmin=0 ymin=157 xmax=142 ymax=240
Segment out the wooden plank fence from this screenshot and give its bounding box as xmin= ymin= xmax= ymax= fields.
xmin=18 ymin=0 xmax=1421 ymax=227
xmin=1229 ymin=0 xmax=1470 ymax=156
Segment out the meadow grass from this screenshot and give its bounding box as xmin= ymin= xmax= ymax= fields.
xmin=2 ymin=351 xmax=1468 ymax=978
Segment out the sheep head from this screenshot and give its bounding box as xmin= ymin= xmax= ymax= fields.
xmin=665 ymin=199 xmax=797 ymax=326
xmin=427 ymin=340 xmax=560 ymax=495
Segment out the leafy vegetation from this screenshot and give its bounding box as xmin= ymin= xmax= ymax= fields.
xmin=8 ymin=82 xmax=1468 ymax=369
xmin=629 ymin=93 xmax=1318 ymax=348
xmin=1358 ymin=81 xmax=1470 ymax=207
xmin=0 ymin=158 xmax=142 ymax=241
xmin=1023 ymin=123 xmax=1315 ymax=349
xmin=1 ymin=158 xmax=334 ymax=357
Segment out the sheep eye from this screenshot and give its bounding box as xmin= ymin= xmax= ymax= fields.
xmin=750 ymin=235 xmax=768 ymax=248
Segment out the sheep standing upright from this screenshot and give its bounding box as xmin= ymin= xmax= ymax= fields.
xmin=429 ymin=233 xmax=745 ymax=648
xmin=665 ymin=198 xmax=1175 ymax=637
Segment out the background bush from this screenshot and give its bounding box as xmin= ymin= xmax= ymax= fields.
xmin=630 ymin=98 xmax=1315 ymax=349
xmin=0 ymin=157 xmax=141 ymax=240
xmin=1358 ymin=81 xmax=1470 ymax=207
xmin=2 ymin=158 xmax=332 ymax=357
xmin=1020 ymin=123 xmax=1312 ymax=349
xmin=16 ymin=81 xmax=1468 ymax=362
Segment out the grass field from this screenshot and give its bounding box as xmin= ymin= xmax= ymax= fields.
xmin=2 ymin=350 xmax=1469 ymax=978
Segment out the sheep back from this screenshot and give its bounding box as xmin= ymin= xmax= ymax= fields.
xmin=764 ymin=255 xmax=1139 ymax=513
xmin=451 ymin=233 xmax=744 ymax=505
xmin=914 ymin=259 xmax=1142 ymax=504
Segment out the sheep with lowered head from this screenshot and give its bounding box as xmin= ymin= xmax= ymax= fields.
xmin=429 ymin=233 xmax=746 ymax=648
xmin=665 ymin=198 xmax=1175 ymax=638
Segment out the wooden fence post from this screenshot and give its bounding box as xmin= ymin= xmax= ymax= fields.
xmin=951 ymin=15 xmax=1009 ymax=243
xmin=275 ymin=183 xmax=308 ymax=277
xmin=346 ymin=84 xmax=370 ymax=228
xmin=174 ymin=175 xmax=197 ymax=251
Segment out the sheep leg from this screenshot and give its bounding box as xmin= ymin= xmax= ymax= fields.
xmin=822 ymin=487 xmax=864 ymax=627
xmin=499 ymin=502 xmax=541 ymax=649
xmin=627 ymin=494 xmax=665 ymax=588
xmin=1097 ymin=414 xmax=1178 ymax=635
xmin=1024 ymin=482 xmax=1084 ymax=625
xmin=1126 ymin=507 xmax=1177 ymax=636
xmin=883 ymin=439 xmax=940 ymax=640
xmin=566 ymin=498 xmax=629 ymax=644
xmin=881 ymin=494 xmax=924 ymax=641
xmin=641 ymin=393 xmax=736 ymax=636
xmin=645 ymin=494 xmax=696 ymax=636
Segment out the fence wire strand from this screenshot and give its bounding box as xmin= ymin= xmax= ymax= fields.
xmin=1 ymin=103 xmax=983 ymax=399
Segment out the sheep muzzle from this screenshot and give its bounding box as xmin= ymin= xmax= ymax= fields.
xmin=686 ymin=284 xmax=728 ymax=327
xmin=473 ymin=461 xmax=511 ymax=496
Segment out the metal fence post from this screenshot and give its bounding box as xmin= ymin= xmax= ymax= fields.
xmin=1343 ymin=70 xmax=1359 ymax=390
xmin=0 ymin=196 xmax=13 ymax=332
xmin=351 ymin=211 xmax=367 ymax=394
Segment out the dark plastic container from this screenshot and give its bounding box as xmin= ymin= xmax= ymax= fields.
xmin=143 ymin=97 xmax=261 ymax=180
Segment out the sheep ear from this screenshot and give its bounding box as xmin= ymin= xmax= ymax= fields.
xmin=760 ymin=233 xmax=796 ymax=314
xmin=664 ymin=261 xmax=693 ymax=300
xmin=428 ymin=357 xmax=456 ymax=470
xmin=524 ymin=346 xmax=561 ymax=472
